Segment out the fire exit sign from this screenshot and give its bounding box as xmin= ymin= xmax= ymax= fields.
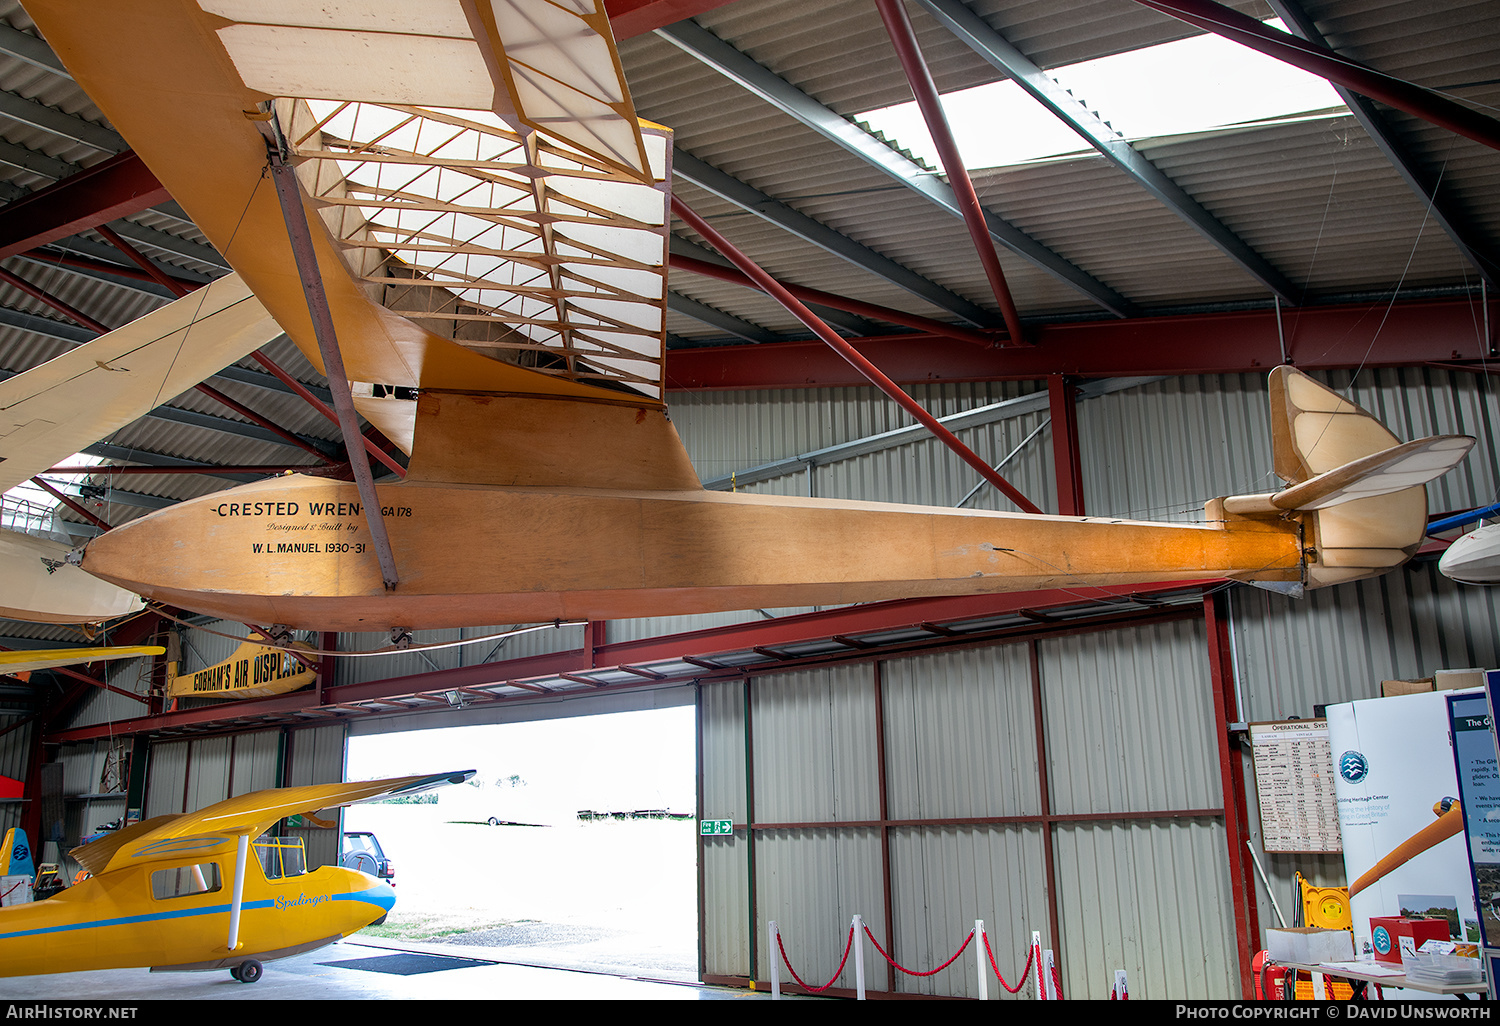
xmin=700 ymin=819 xmax=733 ymax=836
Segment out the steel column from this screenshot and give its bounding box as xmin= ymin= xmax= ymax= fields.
xmin=1205 ymin=589 xmax=1258 ymax=998
xmin=673 ymin=196 xmax=1043 ymax=514
xmin=1047 ymin=375 xmax=1084 ymax=516
xmin=875 ymin=0 xmax=1025 ymax=344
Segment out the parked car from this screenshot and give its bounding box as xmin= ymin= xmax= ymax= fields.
xmin=340 ymin=831 xmax=395 ymax=886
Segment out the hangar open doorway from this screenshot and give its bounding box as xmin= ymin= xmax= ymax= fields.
xmin=341 ymin=698 xmax=698 ymax=982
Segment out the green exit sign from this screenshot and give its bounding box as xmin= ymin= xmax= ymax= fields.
xmin=700 ymin=819 xmax=733 ymax=836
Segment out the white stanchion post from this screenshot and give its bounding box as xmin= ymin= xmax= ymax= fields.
xmin=852 ymin=914 xmax=865 ymax=1000
xmin=770 ymin=920 xmax=781 ymax=1000
xmin=1043 ymin=949 xmax=1057 ymax=999
xmin=1031 ymin=931 xmax=1043 ymax=1000
xmin=975 ymin=921 xmax=988 ymax=1001
xmin=1113 ymin=969 xmax=1128 ymax=999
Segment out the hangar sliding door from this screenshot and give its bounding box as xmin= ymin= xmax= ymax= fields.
xmin=697 ymin=614 xmax=1240 ymax=999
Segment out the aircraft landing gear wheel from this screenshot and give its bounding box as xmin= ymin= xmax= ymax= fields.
xmin=487 ymin=817 xmax=499 ymax=826
xmin=232 ymin=959 xmax=263 ymax=983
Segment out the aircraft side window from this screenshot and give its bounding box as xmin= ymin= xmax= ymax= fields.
xmin=151 ymin=862 xmax=222 ymax=900
xmin=255 ymin=835 xmax=307 ymax=880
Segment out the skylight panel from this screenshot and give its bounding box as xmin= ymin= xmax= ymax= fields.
xmin=859 ymin=19 xmax=1347 ymax=172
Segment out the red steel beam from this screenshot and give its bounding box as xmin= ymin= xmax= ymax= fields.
xmin=250 ymin=350 xmax=408 ymax=479
xmin=0 ymin=151 xmax=170 ymax=261
xmin=95 ymin=222 xmax=192 ymax=298
xmin=30 ymin=476 xmax=111 ymax=530
xmin=0 ymin=265 xmax=110 ymax=334
xmin=1205 ymin=590 xmax=1259 ymax=998
xmin=875 ymin=0 xmax=1024 ymax=344
xmin=43 ymin=582 xmax=1214 ymax=742
xmin=664 ymin=297 xmax=1496 ymax=389
xmin=671 ymin=253 xmax=996 ymax=347
xmin=192 ymin=381 xmax=341 ymax=466
xmin=24 ymin=247 xmax=202 ymax=291
xmin=673 ymin=195 xmax=1043 ymax=513
xmin=604 ymin=0 xmax=740 ymax=39
xmin=1133 ymin=0 xmax=1500 ymax=153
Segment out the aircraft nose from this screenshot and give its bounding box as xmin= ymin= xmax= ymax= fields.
xmin=369 ymin=877 xmax=396 ymax=916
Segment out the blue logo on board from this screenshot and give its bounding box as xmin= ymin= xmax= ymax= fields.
xmin=1373 ymin=926 xmax=1391 ymax=954
xmin=1339 ymin=750 xmax=1369 ymax=784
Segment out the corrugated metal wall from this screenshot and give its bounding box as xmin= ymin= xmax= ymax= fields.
xmin=0 ymin=702 xmax=30 ymax=841
xmin=282 ymin=724 xmax=347 ymax=869
xmin=701 ymin=615 xmax=1241 ymax=999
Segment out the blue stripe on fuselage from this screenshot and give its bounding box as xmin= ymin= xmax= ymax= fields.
xmin=0 ymin=888 xmax=390 ymax=941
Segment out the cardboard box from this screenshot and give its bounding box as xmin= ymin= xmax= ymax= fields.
xmin=1370 ymin=917 xmax=1450 ymax=963
xmin=1381 ymin=677 xmax=1433 ymax=697
xmin=1434 ymin=668 xmax=1485 ymax=691
xmin=1267 ymin=926 xmax=1355 ymax=964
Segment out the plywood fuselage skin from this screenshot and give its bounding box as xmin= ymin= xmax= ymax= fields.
xmin=79 ymin=474 xmax=1302 ymax=631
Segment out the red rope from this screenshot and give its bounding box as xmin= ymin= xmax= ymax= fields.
xmin=1050 ymin=963 xmax=1063 ymax=1000
xmin=775 ymin=925 xmax=855 ymax=993
xmin=862 ymin=924 xmax=973 ymax=977
xmin=981 ymin=930 xmax=1033 ymax=993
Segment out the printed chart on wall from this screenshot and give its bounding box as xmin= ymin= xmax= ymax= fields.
xmin=1250 ymin=720 xmax=1342 ymax=853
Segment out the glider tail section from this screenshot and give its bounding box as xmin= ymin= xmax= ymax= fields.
xmin=1214 ymin=367 xmax=1473 ymax=592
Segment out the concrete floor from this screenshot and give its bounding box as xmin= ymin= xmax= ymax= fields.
xmin=0 ymin=936 xmax=811 ymax=1001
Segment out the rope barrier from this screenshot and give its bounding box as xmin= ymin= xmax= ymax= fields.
xmin=981 ymin=929 xmax=1033 ymax=993
xmin=776 ymin=925 xmax=855 ymax=993
xmin=1051 ymin=963 xmax=1064 ymax=1000
xmin=862 ymin=923 xmax=973 ymax=977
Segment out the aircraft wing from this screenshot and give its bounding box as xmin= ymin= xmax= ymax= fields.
xmin=25 ymin=0 xmax=672 ymax=407
xmin=71 ymin=770 xmax=475 ymax=877
xmin=0 ymin=644 xmax=163 ymax=676
xmin=0 ymin=272 xmax=282 ymax=492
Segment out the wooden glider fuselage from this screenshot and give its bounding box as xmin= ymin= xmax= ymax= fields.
xmin=20 ymin=1 xmax=1470 ymax=632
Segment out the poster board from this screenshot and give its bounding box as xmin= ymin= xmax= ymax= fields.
xmin=1249 ymin=719 xmax=1342 ymax=853
xmin=1327 ymin=690 xmax=1480 ymax=961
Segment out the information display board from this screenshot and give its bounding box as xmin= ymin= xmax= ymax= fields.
xmin=1250 ymin=719 xmax=1342 ymax=853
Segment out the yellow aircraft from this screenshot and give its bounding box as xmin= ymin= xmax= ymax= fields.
xmin=0 ymin=645 xmax=164 ymax=677
xmin=10 ymin=0 xmax=1475 ymax=633
xmin=0 ymin=770 xmax=473 ymax=983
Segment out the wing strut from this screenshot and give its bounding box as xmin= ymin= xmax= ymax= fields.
xmin=226 ymin=833 xmax=249 ymax=952
xmin=265 ymin=148 xmax=399 ymax=590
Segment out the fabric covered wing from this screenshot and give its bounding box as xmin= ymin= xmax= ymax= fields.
xmin=0 ymin=272 xmax=282 ymax=491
